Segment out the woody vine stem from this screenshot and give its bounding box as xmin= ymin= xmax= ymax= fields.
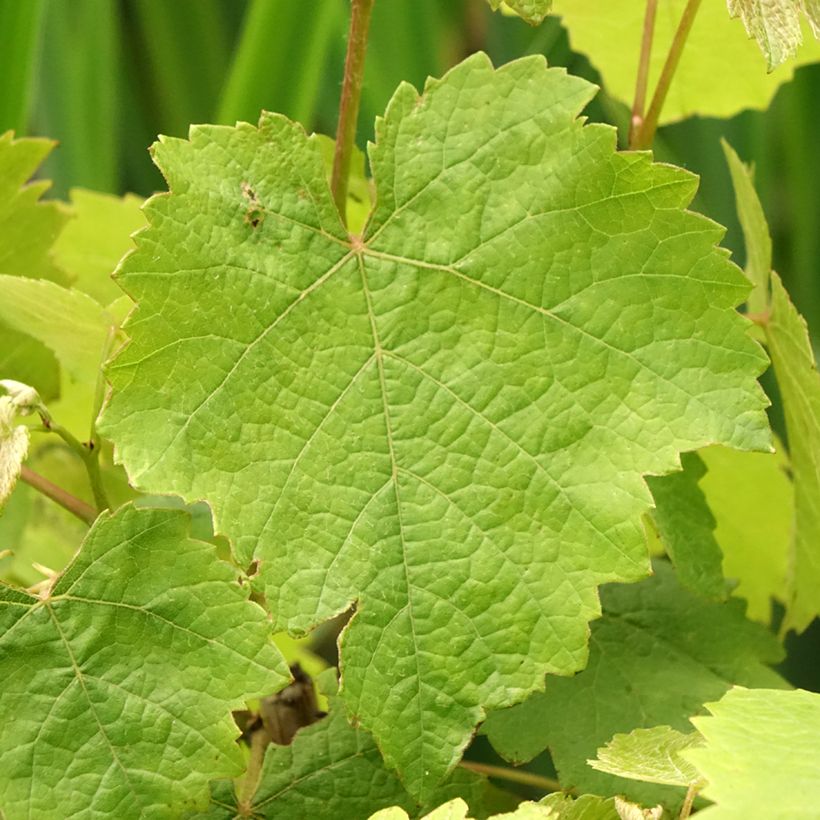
xmin=331 ymin=0 xmax=376 ymax=227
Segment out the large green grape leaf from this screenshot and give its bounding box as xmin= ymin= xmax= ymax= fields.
xmin=551 ymin=1 xmax=820 ymax=124
xmin=0 ymin=504 xmax=288 ymax=818
xmin=486 ymin=1 xmax=553 ymax=25
xmin=728 ymin=0 xmax=820 ymax=69
xmin=52 ymin=188 xmax=145 ymax=306
xmin=766 ymin=272 xmax=820 ymax=633
xmin=698 ymin=444 xmax=792 ymax=623
xmin=200 ymin=669 xmax=487 ymax=819
xmin=684 ymin=687 xmax=820 ymax=818
xmin=101 ymin=54 xmax=769 ymax=797
xmin=483 ymin=562 xmax=785 ymax=808
xmin=646 ymin=452 xmax=726 ymax=600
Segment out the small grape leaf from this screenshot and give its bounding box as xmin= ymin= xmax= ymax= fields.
xmin=766 ymin=272 xmax=820 ymax=633
xmin=486 ymin=1 xmax=553 ymax=25
xmin=728 ymin=0 xmax=820 ymax=69
xmin=101 ymin=54 xmax=770 ymax=798
xmin=698 ymin=444 xmax=792 ymax=623
xmin=646 ymin=452 xmax=726 ymax=600
xmin=684 ymin=687 xmax=820 ymax=818
xmin=53 ymin=188 xmax=145 ymax=306
xmin=538 ymin=794 xmax=622 ymax=819
xmin=0 ymin=504 xmax=288 ymax=818
xmin=552 ymin=1 xmax=820 ymax=124
xmin=483 ymin=562 xmax=785 ymax=808
xmin=589 ymin=726 xmax=704 ymax=788
xmin=199 ymin=669 xmax=488 ymax=820
xmin=372 ymin=798 xmax=550 ymax=820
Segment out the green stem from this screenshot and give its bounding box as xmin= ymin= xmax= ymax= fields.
xmin=331 ymin=0 xmax=375 ymax=227
xmin=628 ymin=0 xmax=658 ymax=148
xmin=236 ymin=730 xmax=268 ymax=816
xmin=43 ymin=418 xmax=110 ymax=513
xmin=678 ymin=783 xmax=699 ymax=819
xmin=633 ymin=0 xmax=703 ymax=149
xmin=458 ymin=761 xmax=566 ymax=794
xmin=19 ymin=466 xmax=97 ymax=526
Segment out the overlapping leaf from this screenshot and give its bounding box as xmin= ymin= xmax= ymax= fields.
xmin=101 ymin=54 xmax=769 ymax=797
xmin=684 ymin=687 xmax=820 ymax=818
xmin=646 ymin=453 xmax=725 ymax=600
xmin=0 ymin=505 xmax=288 ymax=818
xmin=483 ymin=562 xmax=785 ymax=807
xmin=590 ymin=726 xmax=704 ymax=788
xmin=698 ymin=444 xmax=792 ymax=623
xmin=728 ymin=0 xmax=820 ymax=68
xmin=551 ymin=1 xmax=820 ymax=124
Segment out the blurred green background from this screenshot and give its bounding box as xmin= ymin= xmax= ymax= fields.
xmin=3 ymin=0 xmax=819 ymax=791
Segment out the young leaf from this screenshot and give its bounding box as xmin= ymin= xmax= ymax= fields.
xmin=486 ymin=1 xmax=553 ymax=26
xmin=766 ymin=272 xmax=820 ymax=633
xmin=684 ymin=687 xmax=820 ymax=818
xmin=100 ymin=54 xmax=769 ymax=797
xmin=52 ymin=188 xmax=145 ymax=306
xmin=483 ymin=562 xmax=785 ymax=807
xmin=200 ymin=669 xmax=487 ymax=819
xmin=0 ymin=504 xmax=288 ymax=817
xmin=539 ymin=794 xmax=621 ymax=819
xmin=728 ymin=0 xmax=820 ymax=69
xmin=0 ymin=394 xmax=30 ymax=506
xmin=721 ymin=140 xmax=772 ymax=315
xmin=698 ymin=444 xmax=792 ymax=624
xmin=552 ymin=0 xmax=820 ymax=124
xmin=646 ymin=452 xmax=726 ymax=601
xmin=371 ymin=797 xmax=549 ymax=820
xmin=589 ymin=726 xmax=704 ymax=788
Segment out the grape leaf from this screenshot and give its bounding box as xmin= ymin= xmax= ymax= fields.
xmin=0 ymin=504 xmax=288 ymax=817
xmin=100 ymin=54 xmax=770 ymax=797
xmin=766 ymin=272 xmax=820 ymax=633
xmin=538 ymin=794 xmax=622 ymax=819
xmin=698 ymin=444 xmax=792 ymax=623
xmin=590 ymin=726 xmax=704 ymax=788
xmin=728 ymin=0 xmax=820 ymax=69
xmin=646 ymin=452 xmax=726 ymax=600
xmin=721 ymin=140 xmax=771 ymax=315
xmin=53 ymin=188 xmax=145 ymax=306
xmin=199 ymin=669 xmax=487 ymax=820
xmin=483 ymin=562 xmax=785 ymax=807
xmin=684 ymin=687 xmax=820 ymax=818
xmin=552 ymin=1 xmax=820 ymax=124
xmin=0 ymin=275 xmax=119 ymax=434
xmin=486 ymin=1 xmax=553 ymax=25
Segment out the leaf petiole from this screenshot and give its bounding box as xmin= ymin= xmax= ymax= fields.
xmin=331 ymin=0 xmax=375 ymax=227
xmin=19 ymin=465 xmax=97 ymax=525
xmin=629 ymin=0 xmax=658 ymax=148
xmin=458 ymin=760 xmax=567 ymax=794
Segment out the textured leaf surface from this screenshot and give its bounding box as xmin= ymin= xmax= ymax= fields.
xmin=0 ymin=505 xmax=288 ymax=818
xmin=698 ymin=444 xmax=792 ymax=623
xmin=767 ymin=272 xmax=820 ymax=632
xmin=372 ymin=798 xmax=550 ymax=820
xmin=101 ymin=54 xmax=769 ymax=797
xmin=646 ymin=453 xmax=725 ymax=600
xmin=487 ymin=1 xmax=553 ymax=25
xmin=53 ymin=188 xmax=145 ymax=306
xmin=684 ymin=687 xmax=820 ymax=818
xmin=728 ymin=0 xmax=820 ymax=68
xmin=0 ymin=395 xmax=29 ymax=506
xmin=200 ymin=670 xmax=487 ymax=820
xmin=590 ymin=726 xmax=704 ymax=787
xmin=538 ymin=794 xmax=621 ymax=819
xmin=552 ymin=1 xmax=820 ymax=124
xmin=483 ymin=562 xmax=785 ymax=806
